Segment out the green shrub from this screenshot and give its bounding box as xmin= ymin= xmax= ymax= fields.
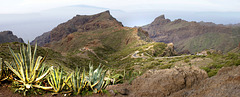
xmin=201 ymin=67 xmax=211 ymax=72
xmin=207 ymin=69 xmax=218 ymax=77
xmin=159 ymin=64 xmax=173 ymax=69
xmin=184 ymin=59 xmax=190 ymax=63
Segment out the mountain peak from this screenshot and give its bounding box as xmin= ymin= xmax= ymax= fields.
xmin=100 ymin=10 xmax=110 ymax=15
xmin=32 ymin=11 xmax=124 ymax=46
xmin=142 ymin=14 xmax=240 ymax=53
xmin=0 ymin=31 xmax=24 ymax=43
xmin=157 ymin=15 xmax=165 ymax=20
xmin=1 ymin=31 xmax=13 ymax=35
xmin=50 ymin=10 xmax=123 ymax=42
xmin=151 ymin=14 xmax=170 ymax=25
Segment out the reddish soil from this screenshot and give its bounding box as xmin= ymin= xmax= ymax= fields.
xmin=0 ymin=84 xmax=21 ymax=97
xmin=0 ymin=83 xmax=106 ymax=97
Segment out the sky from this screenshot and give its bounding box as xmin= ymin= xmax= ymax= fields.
xmin=0 ymin=0 xmax=240 ymax=42
xmin=1 ymin=0 xmax=240 ymax=14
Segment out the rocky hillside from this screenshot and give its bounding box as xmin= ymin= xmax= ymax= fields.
xmin=0 ymin=31 xmax=24 ymax=43
xmin=107 ymin=65 xmax=240 ymax=97
xmin=31 ymin=10 xmax=123 ymax=46
xmin=30 ymin=11 xmax=159 ymax=67
xmin=42 ymin=11 xmax=150 ymax=52
xmin=30 ymin=31 xmax=50 ymax=46
xmin=142 ymin=15 xmax=240 ymax=53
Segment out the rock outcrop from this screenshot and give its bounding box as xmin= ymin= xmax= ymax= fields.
xmin=171 ymin=65 xmax=240 ymax=97
xmin=137 ymin=27 xmax=152 ymax=42
xmin=107 ymin=66 xmax=208 ymax=97
xmin=142 ymin=15 xmax=240 ymax=53
xmin=107 ymin=65 xmax=240 ymax=97
xmin=0 ymin=31 xmax=24 ymax=43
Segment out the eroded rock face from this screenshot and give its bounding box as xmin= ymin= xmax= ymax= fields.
xmin=171 ymin=65 xmax=240 ymax=97
xmin=30 ymin=31 xmax=50 ymax=46
xmin=107 ymin=66 xmax=208 ymax=97
xmin=0 ymin=31 xmax=24 ymax=43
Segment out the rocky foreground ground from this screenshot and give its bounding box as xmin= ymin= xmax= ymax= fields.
xmin=107 ymin=65 xmax=240 ymax=97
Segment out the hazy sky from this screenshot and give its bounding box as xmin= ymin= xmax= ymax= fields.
xmin=1 ymin=0 xmax=240 ymax=14
xmin=1 ymin=0 xmax=240 ymax=42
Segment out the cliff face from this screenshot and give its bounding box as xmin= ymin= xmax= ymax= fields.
xmin=142 ymin=15 xmax=240 ymax=53
xmin=30 ymin=31 xmax=50 ymax=46
xmin=0 ymin=31 xmax=24 ymax=44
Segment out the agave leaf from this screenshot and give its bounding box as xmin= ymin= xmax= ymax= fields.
xmin=8 ymin=47 xmax=21 ymax=69
xmin=48 ymin=77 xmax=55 ymax=91
xmin=94 ymin=70 xmax=107 ymax=91
xmin=4 ymin=61 xmax=23 ymax=82
xmin=62 ymin=72 xmax=72 ymax=90
xmin=32 ymin=85 xmax=53 ymax=90
xmin=47 ymin=67 xmax=66 ymax=93
xmin=77 ymin=69 xmax=87 ymax=94
xmin=0 ymin=58 xmax=2 ymax=78
xmin=87 ymin=64 xmax=108 ymax=93
xmin=31 ymin=43 xmax=37 ymax=72
xmin=35 ymin=66 xmax=53 ymax=82
xmin=5 ymin=42 xmax=53 ymax=95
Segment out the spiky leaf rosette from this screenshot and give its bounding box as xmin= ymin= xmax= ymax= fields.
xmin=4 ymin=42 xmax=53 ymax=95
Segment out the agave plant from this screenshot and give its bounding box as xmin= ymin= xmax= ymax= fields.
xmin=48 ymin=67 xmax=72 ymax=93
xmin=0 ymin=58 xmax=4 ymax=81
xmin=4 ymin=42 xmax=53 ymax=95
xmin=66 ymin=68 xmax=87 ymax=95
xmin=0 ymin=58 xmax=8 ymax=82
xmin=105 ymin=70 xmax=124 ymax=85
xmin=86 ymin=64 xmax=108 ymax=93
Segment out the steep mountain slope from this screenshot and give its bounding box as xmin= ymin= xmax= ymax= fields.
xmin=142 ymin=15 xmax=240 ymax=53
xmin=30 ymin=31 xmax=50 ymax=46
xmin=50 ymin=10 xmax=123 ymax=42
xmin=31 ymin=11 xmax=161 ymax=68
xmin=31 ymin=10 xmax=123 ymax=46
xmin=0 ymin=31 xmax=24 ymax=43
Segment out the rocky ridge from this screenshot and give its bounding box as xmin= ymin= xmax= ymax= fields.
xmin=0 ymin=31 xmax=24 ymax=43
xmin=142 ymin=15 xmax=240 ymax=53
xmin=31 ymin=10 xmax=123 ymax=46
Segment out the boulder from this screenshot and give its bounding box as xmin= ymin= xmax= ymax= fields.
xmin=171 ymin=65 xmax=240 ymax=97
xmin=107 ymin=66 xmax=208 ymax=97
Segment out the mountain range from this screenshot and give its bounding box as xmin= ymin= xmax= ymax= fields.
xmin=142 ymin=15 xmax=240 ymax=53
xmin=1 ymin=10 xmax=239 ymax=54
xmin=0 ymin=10 xmax=240 ymax=97
xmin=30 ymin=10 xmax=160 ymax=68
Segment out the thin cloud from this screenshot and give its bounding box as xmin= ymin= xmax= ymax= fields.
xmin=0 ymin=0 xmax=240 ymax=14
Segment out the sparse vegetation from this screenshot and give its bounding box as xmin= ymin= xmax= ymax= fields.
xmin=0 ymin=43 xmax=114 ymax=96
xmin=4 ymin=43 xmax=53 ymax=96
